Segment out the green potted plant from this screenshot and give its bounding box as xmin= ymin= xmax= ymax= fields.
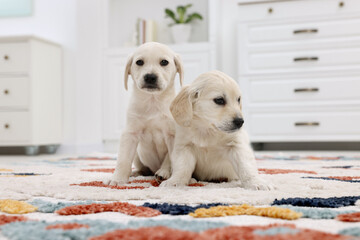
xmin=165 ymin=4 xmax=203 ymax=44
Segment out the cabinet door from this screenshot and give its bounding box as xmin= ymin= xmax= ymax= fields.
xmin=102 ymin=54 xmax=131 ymax=140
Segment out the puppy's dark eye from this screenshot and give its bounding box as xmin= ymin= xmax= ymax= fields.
xmin=213 ymin=97 xmax=226 ymax=105
xmin=160 ymin=59 xmax=169 ymax=66
xmin=237 ymin=97 xmax=241 ymax=103
xmin=136 ymin=60 xmax=144 ymax=66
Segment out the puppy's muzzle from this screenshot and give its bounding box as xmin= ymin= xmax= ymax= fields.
xmin=233 ymin=117 xmax=244 ymax=129
xmin=143 ymin=73 xmax=159 ymax=90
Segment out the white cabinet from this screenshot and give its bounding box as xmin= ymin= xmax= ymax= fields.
xmin=237 ymin=0 xmax=360 ymax=144
xmin=0 ymin=36 xmax=62 ymax=154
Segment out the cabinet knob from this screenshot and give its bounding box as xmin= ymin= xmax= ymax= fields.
xmin=293 ymin=29 xmax=318 ymax=35
xmin=268 ymin=8 xmax=273 ymax=14
xmin=4 ymin=123 xmax=10 ymax=129
xmin=294 ymin=57 xmax=319 ymax=62
xmin=294 ymin=88 xmax=319 ymax=93
xmin=4 ymin=55 xmax=9 ymax=60
xmin=4 ymin=89 xmax=9 ymax=95
xmin=294 ymin=122 xmax=320 ymax=127
xmin=339 ymin=1 xmax=344 ymax=7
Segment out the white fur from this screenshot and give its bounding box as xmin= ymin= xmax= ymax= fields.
xmin=104 ymin=42 xmax=183 ymax=186
xmin=161 ymin=71 xmax=274 ymax=190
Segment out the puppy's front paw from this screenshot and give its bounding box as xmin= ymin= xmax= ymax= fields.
xmin=160 ymin=178 xmax=188 ymax=187
xmin=102 ymin=177 xmax=128 ymax=186
xmin=155 ymin=168 xmax=171 ymax=183
xmin=242 ymin=177 xmax=275 ymax=191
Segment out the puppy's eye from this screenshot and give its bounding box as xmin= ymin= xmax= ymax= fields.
xmin=160 ymin=59 xmax=169 ymax=66
xmin=136 ymin=60 xmax=144 ymax=66
xmin=237 ymin=97 xmax=241 ymax=103
xmin=213 ymin=97 xmax=226 ymax=105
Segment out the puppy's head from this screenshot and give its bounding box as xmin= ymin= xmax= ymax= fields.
xmin=170 ymin=71 xmax=244 ymax=133
xmin=124 ymin=42 xmax=183 ymax=93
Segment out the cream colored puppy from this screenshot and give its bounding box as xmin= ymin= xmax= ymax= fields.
xmin=104 ymin=42 xmax=183 ymax=186
xmin=160 ymin=71 xmax=273 ymax=190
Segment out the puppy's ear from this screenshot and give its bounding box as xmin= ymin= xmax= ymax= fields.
xmin=174 ymin=54 xmax=184 ymax=86
xmin=124 ymin=54 xmax=133 ymax=91
xmin=170 ymin=86 xmax=192 ymax=127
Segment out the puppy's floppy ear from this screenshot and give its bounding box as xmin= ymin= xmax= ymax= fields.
xmin=124 ymin=54 xmax=133 ymax=91
xmin=170 ymin=86 xmax=192 ymax=127
xmin=174 ymin=54 xmax=184 ymax=86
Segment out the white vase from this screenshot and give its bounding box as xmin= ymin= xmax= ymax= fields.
xmin=171 ymin=24 xmax=191 ymax=44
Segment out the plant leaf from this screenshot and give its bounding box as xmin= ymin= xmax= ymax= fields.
xmin=184 ymin=4 xmax=193 ymax=9
xmin=185 ymin=12 xmax=203 ymax=23
xmin=177 ymin=6 xmax=186 ymax=23
xmin=165 ymin=8 xmax=179 ymax=23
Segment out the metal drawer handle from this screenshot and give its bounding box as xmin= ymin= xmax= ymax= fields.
xmin=293 ymin=29 xmax=318 ymax=34
xmin=4 ymin=55 xmax=9 ymax=60
xmin=295 ymin=122 xmax=320 ymax=127
xmin=294 ymin=57 xmax=318 ymax=62
xmin=4 ymin=89 xmax=9 ymax=95
xmin=4 ymin=123 xmax=10 ymax=129
xmin=294 ymin=88 xmax=319 ymax=93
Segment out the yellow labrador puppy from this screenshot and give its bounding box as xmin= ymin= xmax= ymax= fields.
xmin=160 ymin=71 xmax=273 ymax=190
xmin=104 ymin=42 xmax=183 ymax=186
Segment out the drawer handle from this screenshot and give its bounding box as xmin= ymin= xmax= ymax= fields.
xmin=4 ymin=89 xmax=9 ymax=95
xmin=294 ymin=122 xmax=320 ymax=127
xmin=294 ymin=57 xmax=318 ymax=62
xmin=4 ymin=123 xmax=10 ymax=129
xmin=4 ymin=55 xmax=9 ymax=60
xmin=293 ymin=29 xmax=318 ymax=34
xmin=294 ymin=88 xmax=319 ymax=93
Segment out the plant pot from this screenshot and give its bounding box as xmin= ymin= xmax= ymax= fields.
xmin=170 ymin=24 xmax=191 ymax=44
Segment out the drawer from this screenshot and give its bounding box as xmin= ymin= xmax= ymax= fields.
xmin=249 ymin=48 xmax=360 ymax=72
xmin=250 ymin=111 xmax=360 ymax=136
xmin=0 ymin=78 xmax=29 ymax=108
xmin=0 ymin=112 xmax=30 ymax=142
xmin=238 ymin=0 xmax=360 ymax=22
xmin=249 ymin=18 xmax=360 ymax=44
xmin=0 ymin=42 xmax=30 ymax=74
xmin=250 ymin=76 xmax=360 ymax=103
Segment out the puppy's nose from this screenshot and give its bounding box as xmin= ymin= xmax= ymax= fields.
xmin=144 ymin=73 xmax=157 ymax=84
xmin=233 ymin=117 xmax=244 ymax=129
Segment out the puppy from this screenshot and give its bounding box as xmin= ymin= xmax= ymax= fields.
xmin=104 ymin=42 xmax=183 ymax=186
xmin=160 ymin=71 xmax=273 ymax=190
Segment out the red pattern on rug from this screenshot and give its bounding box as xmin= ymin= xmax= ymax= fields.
xmin=336 ymin=212 xmax=360 ymax=222
xmin=46 ymin=223 xmax=90 ymax=230
xmin=0 ymin=215 xmax=27 ymax=226
xmin=56 ymin=202 xmax=161 ymax=217
xmin=82 ymin=168 xmax=115 ymax=173
xmin=90 ymin=224 xmax=349 ymax=240
xmin=259 ymin=169 xmax=317 ymax=175
xmin=71 ymin=181 xmax=146 ymax=190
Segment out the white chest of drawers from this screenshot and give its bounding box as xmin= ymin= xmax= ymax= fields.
xmin=0 ymin=36 xmax=62 ymax=155
xmin=237 ymin=0 xmax=360 ymax=145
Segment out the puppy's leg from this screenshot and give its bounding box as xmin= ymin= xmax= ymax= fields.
xmin=155 ymin=153 xmax=171 ymax=182
xmin=131 ymin=154 xmax=153 ymax=177
xmin=103 ymin=132 xmax=139 ymax=186
xmin=230 ymin=143 xmax=274 ymax=190
xmin=160 ymin=146 xmax=195 ymax=187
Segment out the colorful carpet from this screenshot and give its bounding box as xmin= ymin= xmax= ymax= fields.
xmin=0 ymin=153 xmax=360 ymax=239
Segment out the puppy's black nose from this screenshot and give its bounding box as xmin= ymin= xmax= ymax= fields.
xmin=233 ymin=117 xmax=244 ymax=128
xmin=144 ymin=73 xmax=157 ymax=84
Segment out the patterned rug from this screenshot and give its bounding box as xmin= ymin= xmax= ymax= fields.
xmin=0 ymin=153 xmax=360 ymax=239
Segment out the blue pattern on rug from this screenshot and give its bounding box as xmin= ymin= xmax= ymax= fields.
xmin=28 ymin=199 xmax=105 ymax=213
xmin=254 ymin=227 xmax=300 ymax=236
xmin=303 ymin=176 xmax=360 ymax=183
xmin=142 ymin=202 xmax=227 ymax=215
xmin=0 ymin=219 xmax=228 ymax=240
xmin=272 ymin=196 xmax=360 ymax=208
xmin=338 ymin=227 xmax=360 ymax=237
xmin=279 ymin=205 xmax=356 ymax=219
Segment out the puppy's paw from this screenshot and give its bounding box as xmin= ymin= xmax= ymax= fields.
xmin=155 ymin=168 xmax=171 ymax=183
xmin=102 ymin=177 xmax=128 ymax=186
xmin=160 ymin=178 xmax=187 ymax=187
xmin=242 ymin=177 xmax=275 ymax=191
